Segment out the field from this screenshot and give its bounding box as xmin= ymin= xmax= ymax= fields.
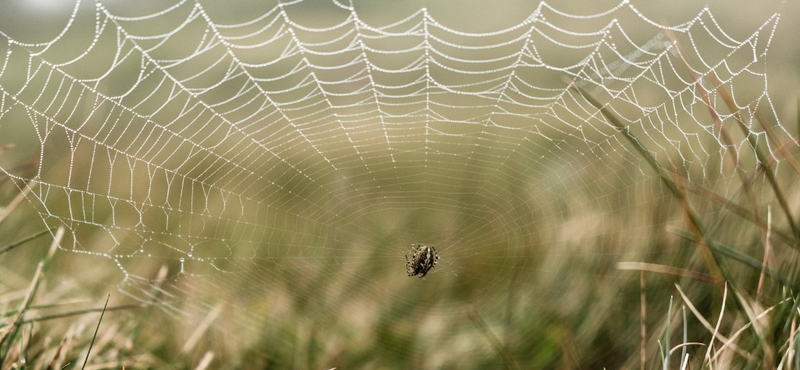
xmin=1 ymin=0 xmax=800 ymax=369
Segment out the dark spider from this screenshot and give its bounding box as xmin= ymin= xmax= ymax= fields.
xmin=406 ymin=244 xmax=439 ymax=278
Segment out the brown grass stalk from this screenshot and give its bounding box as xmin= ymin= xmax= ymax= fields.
xmin=617 ymin=262 xmax=717 ymax=284
xmin=708 ymin=73 xmax=800 ymax=243
xmin=674 ymin=284 xmax=752 ymax=361
xmin=568 ymin=82 xmax=724 ymax=282
xmin=0 ymin=179 xmax=36 ymax=225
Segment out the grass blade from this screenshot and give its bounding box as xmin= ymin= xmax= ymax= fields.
xmin=671 ymin=229 xmax=797 ymax=289
xmin=709 ymin=73 xmax=800 ymax=242
xmin=0 ymin=180 xmax=36 ymax=225
xmin=0 ymin=228 xmax=56 ymax=256
xmin=465 ymin=308 xmax=519 ymax=370
xmin=81 ymin=294 xmax=110 ymax=370
xmin=569 ymin=82 xmax=724 ymax=282
xmin=0 ymin=226 xmax=62 ymax=361
xmin=640 ymin=270 xmax=646 ymax=370
xmin=617 ymin=262 xmax=716 ymax=284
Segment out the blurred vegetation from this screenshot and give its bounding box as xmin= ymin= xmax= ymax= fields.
xmin=1 ymin=1 xmax=800 ymax=369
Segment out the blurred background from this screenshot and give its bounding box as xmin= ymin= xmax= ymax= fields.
xmin=0 ymin=0 xmax=798 ymax=368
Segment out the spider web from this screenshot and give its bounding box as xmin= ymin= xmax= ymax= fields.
xmin=0 ymin=0 xmax=793 ymax=365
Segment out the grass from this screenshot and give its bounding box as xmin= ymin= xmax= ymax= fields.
xmin=571 ymin=59 xmax=800 ymax=366
xmin=2 ymin=93 xmax=800 ymax=368
xmin=1 ymin=8 xmax=799 ymax=370
xmin=0 ymin=224 xmax=153 ymax=369
xmin=574 ymin=64 xmax=800 ymax=367
xmin=3 ymin=108 xmax=799 ymax=370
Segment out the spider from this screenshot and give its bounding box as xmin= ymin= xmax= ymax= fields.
xmin=406 ymin=244 xmax=439 ymax=278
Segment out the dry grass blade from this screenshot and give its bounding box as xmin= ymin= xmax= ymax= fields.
xmin=568 ymin=81 xmax=724 ymax=283
xmin=758 ymin=134 xmax=800 ymax=170
xmin=753 ymin=105 xmax=800 ymax=176
xmin=0 ymin=144 xmax=15 ymax=154
xmin=674 ymin=284 xmax=752 ymax=361
xmin=731 ymin=291 xmax=775 ymax=366
xmin=705 ymin=283 xmax=727 ymax=362
xmin=464 ymin=308 xmax=520 ymax=370
xmin=708 ymin=73 xmax=800 ymax=242
xmin=193 ymin=351 xmax=215 ymax=370
xmin=757 ymin=208 xmax=773 ymax=299
xmin=21 ymin=304 xmax=140 ymax=324
xmin=0 ymin=227 xmax=63 ymax=355
xmin=181 ymin=304 xmax=222 ymax=353
xmin=0 ymin=179 xmax=36 ymax=225
xmin=617 ymin=262 xmax=717 ymax=284
xmin=711 ymin=296 xmax=789 ymax=364
xmin=669 ymin=342 xmax=706 ymax=356
xmin=44 ymin=333 xmax=69 ymax=370
xmin=0 ymin=261 xmax=44 ymax=346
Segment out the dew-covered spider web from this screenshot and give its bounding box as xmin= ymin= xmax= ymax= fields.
xmin=0 ymin=0 xmax=796 ymax=366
